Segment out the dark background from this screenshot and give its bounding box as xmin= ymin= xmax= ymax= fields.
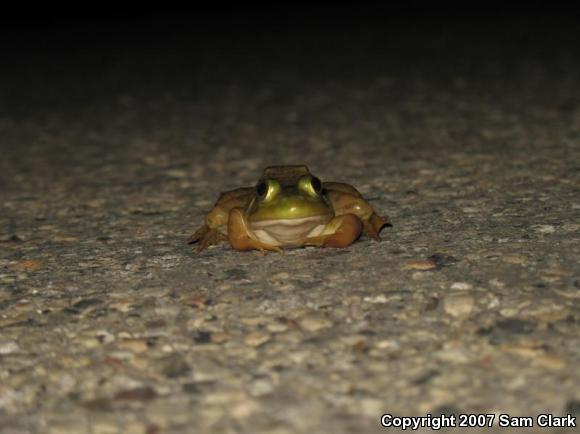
xmin=1 ymin=6 xmax=578 ymax=119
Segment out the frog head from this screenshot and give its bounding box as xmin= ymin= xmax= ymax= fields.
xmin=246 ymin=166 xmax=334 ymax=245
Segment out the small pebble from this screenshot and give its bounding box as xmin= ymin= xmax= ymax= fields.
xmin=116 ymin=338 xmax=150 ymax=353
xmin=90 ymin=420 xmax=119 ymax=434
xmin=9 ymin=259 xmax=43 ymax=272
xmin=461 ymin=207 xmax=479 ymax=214
xmin=356 ymin=397 xmax=386 ymax=418
xmin=230 ymin=399 xmax=260 ymax=419
xmin=109 ymin=298 xmax=136 ymax=312
xmin=95 ymin=330 xmax=115 ymax=344
xmin=533 ymin=224 xmax=556 ymax=234
xmin=499 ymin=307 xmax=520 ymax=317
xmin=244 ymin=332 xmax=271 ymax=347
xmin=272 ymin=271 xmax=290 ymax=280
xmin=298 ymin=313 xmax=333 ymax=332
xmin=123 ymin=422 xmax=149 ymax=434
xmin=79 ymin=336 xmax=102 ymax=349
xmin=165 ymin=169 xmax=188 ymax=179
xmin=502 ymin=254 xmax=527 ymax=265
xmin=562 ymin=223 xmax=580 ymax=232
xmin=443 ymin=293 xmax=475 ymax=317
xmin=193 ymin=331 xmax=212 ymax=344
xmin=114 ymin=387 xmax=157 ymax=402
xmin=183 ymin=294 xmax=212 ymax=308
xmin=428 ymin=253 xmax=459 ymax=267
xmin=266 ymin=322 xmax=289 ymax=333
xmin=240 ymin=316 xmax=270 ymax=326
xmin=375 ymin=340 xmax=400 ymax=350
xmin=543 ymin=267 xmax=573 ymax=277
xmin=496 ymin=318 xmax=537 ymax=334
xmin=210 ymin=332 xmax=231 ymax=343
xmin=0 ymin=340 xmax=20 ymax=355
xmin=53 ymin=235 xmax=80 ymax=242
xmin=401 ymin=260 xmax=437 ymax=271
xmin=48 ymin=419 xmax=89 ymax=434
xmin=363 ymin=294 xmax=388 ymax=304
xmin=450 ymin=282 xmax=473 ymax=291
xmin=192 ymin=359 xmax=228 ymax=382
xmin=158 ymin=354 xmax=191 ymax=378
xmin=533 ymin=354 xmax=567 ymax=370
xmin=435 ymin=342 xmax=472 ymax=363
xmin=247 ymin=378 xmax=275 ymax=396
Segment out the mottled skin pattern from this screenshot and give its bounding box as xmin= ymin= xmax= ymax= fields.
xmin=188 ymin=165 xmax=390 ymax=252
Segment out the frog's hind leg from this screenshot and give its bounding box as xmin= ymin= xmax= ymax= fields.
xmin=187 ymin=225 xmax=227 ymax=252
xmin=324 ymin=189 xmax=390 ymax=241
xmin=362 ymin=213 xmax=391 ymax=241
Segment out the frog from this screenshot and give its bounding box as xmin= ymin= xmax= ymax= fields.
xmin=188 ymin=165 xmax=390 ymax=252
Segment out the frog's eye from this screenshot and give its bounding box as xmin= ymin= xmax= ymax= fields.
xmin=257 ymin=182 xmax=268 ymax=197
xmin=298 ymin=175 xmax=323 ymax=197
xmin=257 ymin=179 xmax=280 ymax=202
xmin=311 ymin=176 xmax=322 ymax=194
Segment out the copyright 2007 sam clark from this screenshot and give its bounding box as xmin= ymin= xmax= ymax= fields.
xmin=380 ymin=413 xmax=577 ymax=430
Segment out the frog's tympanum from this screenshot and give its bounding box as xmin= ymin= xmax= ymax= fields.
xmin=188 ymin=165 xmax=390 ymax=252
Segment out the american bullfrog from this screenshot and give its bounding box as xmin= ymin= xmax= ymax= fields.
xmin=188 ymin=165 xmax=390 ymax=252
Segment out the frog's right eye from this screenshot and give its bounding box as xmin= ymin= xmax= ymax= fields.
xmin=256 ymin=179 xmax=280 ymax=202
xmin=257 ymin=182 xmax=268 ymax=197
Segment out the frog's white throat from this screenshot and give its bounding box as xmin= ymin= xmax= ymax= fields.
xmin=249 ymin=215 xmax=331 ymax=246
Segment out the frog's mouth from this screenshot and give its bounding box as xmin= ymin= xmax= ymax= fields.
xmin=249 ymin=215 xmax=331 ymax=246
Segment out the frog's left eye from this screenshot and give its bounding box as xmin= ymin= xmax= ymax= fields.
xmin=257 ymin=179 xmax=281 ymax=202
xmin=298 ymin=175 xmax=323 ymax=197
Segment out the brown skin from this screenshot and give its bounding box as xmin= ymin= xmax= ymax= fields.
xmin=188 ymin=166 xmax=390 ymax=252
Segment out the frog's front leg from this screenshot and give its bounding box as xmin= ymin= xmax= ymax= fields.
xmin=187 ymin=204 xmax=230 ymax=252
xmin=227 ymin=208 xmax=282 ymax=253
xmin=304 ymin=213 xmax=363 ymax=248
xmin=187 ymin=225 xmax=227 ymax=252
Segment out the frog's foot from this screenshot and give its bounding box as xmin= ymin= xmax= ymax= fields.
xmin=305 ymin=213 xmax=363 ymax=248
xmin=227 ymin=207 xmax=283 ymax=253
xmin=362 ymin=213 xmax=391 ymax=241
xmin=187 ymin=225 xmax=227 ymax=252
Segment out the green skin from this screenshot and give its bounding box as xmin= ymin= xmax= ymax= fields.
xmin=247 ymin=187 xmax=333 ymax=222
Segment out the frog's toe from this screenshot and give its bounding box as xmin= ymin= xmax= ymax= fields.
xmin=363 ymin=222 xmax=381 ymax=240
xmin=189 ymin=226 xmax=226 ymax=252
xmin=257 ymin=245 xmax=284 ymax=255
xmin=197 ymin=234 xmax=213 ymax=252
xmin=187 ymin=225 xmax=208 ymax=244
xmin=364 ymin=213 xmax=391 ymax=240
